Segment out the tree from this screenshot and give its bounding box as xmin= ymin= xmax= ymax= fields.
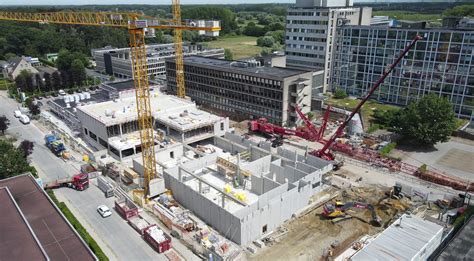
xmin=43 ymin=72 xmax=52 ymax=92
xmin=265 ymin=30 xmax=285 ymax=45
xmin=0 ymin=139 xmax=34 ymax=179
xmin=109 ymin=75 xmax=115 ymax=82
xmin=30 ymin=104 xmax=41 ymax=116
xmin=257 ymin=36 xmax=275 ymax=47
xmin=71 ymin=59 xmax=86 ymax=86
xmin=15 ymin=70 xmax=34 ymax=93
xmin=51 ymin=71 xmax=61 ymax=91
xmin=306 ymin=111 xmax=315 ymax=120
xmin=443 ymin=4 xmax=474 ymax=17
xmin=391 ymin=94 xmax=457 ymax=146
xmin=260 ymin=48 xmax=271 ymax=56
xmin=18 ymin=140 xmax=34 ymax=158
xmin=224 ymin=49 xmax=234 ymax=61
xmin=35 ymin=73 xmax=43 ymax=92
xmin=334 ymin=88 xmax=348 ymax=99
xmin=0 ymin=115 xmax=9 ymax=135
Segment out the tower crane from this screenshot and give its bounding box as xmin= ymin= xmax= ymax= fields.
xmin=0 ymin=10 xmax=220 ymax=197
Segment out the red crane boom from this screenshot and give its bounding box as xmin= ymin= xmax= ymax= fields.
xmin=314 ymin=35 xmax=423 ymax=162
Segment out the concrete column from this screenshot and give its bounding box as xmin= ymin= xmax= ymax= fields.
xmin=178 ymin=167 xmax=182 ymax=182
xmin=199 ymin=179 xmax=202 ymax=193
xmin=166 ymin=126 xmax=170 ymax=135
xmin=119 ymin=124 xmax=123 ymax=136
xmin=181 ymin=132 xmax=185 ymax=143
xmin=221 ymin=193 xmax=225 ymax=208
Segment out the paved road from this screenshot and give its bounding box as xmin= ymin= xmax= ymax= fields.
xmin=0 ymin=92 xmax=166 ymax=260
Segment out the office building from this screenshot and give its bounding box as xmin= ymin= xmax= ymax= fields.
xmin=92 ymin=43 xmax=224 ymax=79
xmin=331 ymin=26 xmax=474 ymax=118
xmin=285 ymin=0 xmax=372 ymax=92
xmin=166 ymin=56 xmax=313 ymax=126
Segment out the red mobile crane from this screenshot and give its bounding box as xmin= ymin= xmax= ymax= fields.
xmin=310 ymin=35 xmax=423 ymax=167
xmin=249 ymin=106 xmax=332 ymax=143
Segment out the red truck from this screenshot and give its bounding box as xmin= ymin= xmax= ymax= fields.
xmin=44 ymin=173 xmax=89 ymax=191
xmin=143 ymin=225 xmax=172 ymax=253
xmin=115 ymin=197 xmax=139 ymax=220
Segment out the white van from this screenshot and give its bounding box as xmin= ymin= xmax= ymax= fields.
xmin=14 ymin=110 xmax=22 ymax=118
xmin=19 ymin=114 xmax=30 ymax=124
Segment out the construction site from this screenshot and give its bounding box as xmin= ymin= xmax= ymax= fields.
xmin=0 ymin=5 xmax=473 ymax=261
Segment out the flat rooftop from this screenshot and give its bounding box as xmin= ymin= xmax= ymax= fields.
xmin=177 ymin=56 xmax=309 ymax=78
xmin=0 ymin=187 xmax=47 ymax=261
xmin=438 ymin=216 xmax=474 ymax=260
xmin=352 ymin=214 xmax=443 ymax=261
xmin=0 ymin=174 xmax=96 ymax=261
xmin=50 ymin=90 xmax=109 ymax=114
xmin=78 ymin=91 xmax=221 ymax=129
xmin=104 ymin=79 xmax=136 ymax=92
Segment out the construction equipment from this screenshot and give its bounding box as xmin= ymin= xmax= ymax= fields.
xmin=323 ymin=201 xmax=382 ymax=226
xmin=44 ymin=134 xmax=66 ymax=157
xmin=310 ymin=35 xmax=423 ymax=169
xmin=385 ymin=184 xmax=403 ymax=200
xmin=249 ymin=106 xmax=332 ymax=143
xmin=44 ymin=173 xmax=89 ymax=191
xmin=0 ymin=11 xmax=220 ymax=198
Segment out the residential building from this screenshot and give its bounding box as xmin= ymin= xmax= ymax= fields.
xmin=331 ymin=26 xmax=474 ymax=118
xmin=5 ymin=57 xmax=39 ymax=80
xmin=166 ymin=56 xmax=313 ymax=126
xmin=92 ymin=43 xmax=224 ymax=79
xmin=285 ymin=0 xmax=372 ymax=93
xmin=0 ymin=174 xmax=96 ymax=261
xmin=163 ymin=132 xmax=332 ymax=246
xmin=75 ymin=83 xmax=229 ymax=161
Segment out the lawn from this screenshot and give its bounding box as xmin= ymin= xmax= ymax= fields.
xmin=0 ymin=78 xmax=15 ymax=90
xmin=326 ymin=97 xmax=399 ymax=127
xmin=202 ymin=35 xmax=262 ymax=59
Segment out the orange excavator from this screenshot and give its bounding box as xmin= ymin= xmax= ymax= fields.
xmin=323 ymin=201 xmax=382 ymax=226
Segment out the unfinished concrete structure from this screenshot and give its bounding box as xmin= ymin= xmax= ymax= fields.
xmin=163 ymin=132 xmax=332 ymax=246
xmin=166 ymin=56 xmax=313 ymax=126
xmin=76 ymin=89 xmax=229 ymax=161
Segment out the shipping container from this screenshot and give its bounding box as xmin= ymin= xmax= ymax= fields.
xmin=143 ymin=225 xmax=172 ymax=253
xmin=115 ymin=197 xmax=139 ymax=220
xmin=97 ymin=176 xmax=114 ymax=198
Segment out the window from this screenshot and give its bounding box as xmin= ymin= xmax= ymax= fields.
xmin=220 ymin=122 xmax=224 ymax=131
xmin=170 ymin=151 xmax=174 ymax=159
xmin=262 ymin=225 xmax=268 ymax=233
xmin=122 ymin=148 xmax=134 ymax=158
xmin=98 ymin=138 xmax=108 ymax=148
xmin=84 ymin=128 xmax=88 ymax=135
xmin=89 ymin=131 xmax=97 ymax=141
xmin=110 ymin=146 xmax=120 ymax=157
xmin=312 ymin=182 xmax=321 ymax=189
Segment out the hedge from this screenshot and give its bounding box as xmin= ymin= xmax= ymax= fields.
xmin=46 ymin=190 xmax=109 ymax=261
xmin=380 ymin=142 xmax=397 ymax=156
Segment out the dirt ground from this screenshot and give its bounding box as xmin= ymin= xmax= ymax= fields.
xmin=247 ymin=187 xmax=411 ymax=261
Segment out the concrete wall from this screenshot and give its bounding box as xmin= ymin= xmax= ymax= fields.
xmin=164 ymin=167 xmax=243 ymax=244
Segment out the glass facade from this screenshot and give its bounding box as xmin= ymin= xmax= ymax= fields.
xmin=331 ymin=26 xmax=474 ymax=118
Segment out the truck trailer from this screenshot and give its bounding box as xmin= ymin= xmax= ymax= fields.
xmin=115 ymin=196 xmax=139 ymax=220
xmin=143 ymin=225 xmax=172 ymax=253
xmin=44 ymin=173 xmax=89 ymax=191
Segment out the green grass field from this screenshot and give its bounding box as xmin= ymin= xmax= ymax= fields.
xmin=326 ymin=97 xmax=399 ymax=126
xmin=202 ymin=35 xmax=262 ymax=59
xmin=0 ymin=78 xmax=15 ymax=90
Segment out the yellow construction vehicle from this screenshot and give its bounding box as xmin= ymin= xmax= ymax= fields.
xmin=322 ymin=201 xmax=382 ymax=226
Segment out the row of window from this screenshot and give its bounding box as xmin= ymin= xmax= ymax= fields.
xmin=286 ymin=28 xmax=326 ymax=34
xmin=287 ymin=59 xmax=324 ymax=68
xmin=287 ymin=11 xmax=329 ymax=17
xmin=286 ymin=36 xmax=327 ymax=43
xmin=287 ymin=20 xmax=328 ymax=25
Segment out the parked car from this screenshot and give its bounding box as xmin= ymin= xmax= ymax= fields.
xmin=58 ymin=89 xmax=66 ymax=96
xmin=19 ymin=114 xmax=30 ymax=124
xmin=97 ymin=205 xmax=112 ymax=218
xmin=14 ymin=110 xmax=22 ymax=118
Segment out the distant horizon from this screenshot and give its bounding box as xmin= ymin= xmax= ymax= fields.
xmin=0 ymin=0 xmax=469 ymax=6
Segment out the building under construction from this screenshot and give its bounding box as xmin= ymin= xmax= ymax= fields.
xmin=76 ymin=85 xmax=229 ymax=161
xmin=163 ymin=132 xmax=332 ymax=246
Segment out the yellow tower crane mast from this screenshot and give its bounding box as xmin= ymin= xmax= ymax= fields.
xmin=0 ymin=11 xmax=220 ymax=197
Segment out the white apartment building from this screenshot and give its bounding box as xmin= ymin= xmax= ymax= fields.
xmin=285 ymin=0 xmax=372 ymax=93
